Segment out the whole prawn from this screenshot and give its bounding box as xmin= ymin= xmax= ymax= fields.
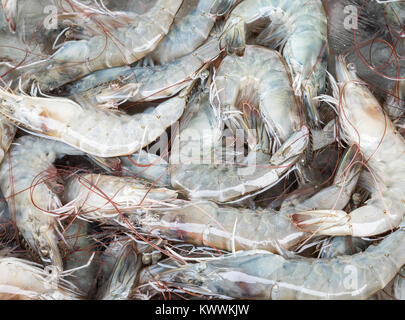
xmin=24 ymin=0 xmax=184 ymax=91
xmin=293 ymin=56 xmax=405 ymax=237
xmin=0 ymin=135 xmax=85 ymax=269
xmin=220 ymin=0 xmax=328 ymax=125
xmin=171 ymin=46 xmax=305 ymax=202
xmin=0 ymin=84 xmax=192 ymax=157
xmin=62 ymin=38 xmax=222 ymax=105
xmin=127 ymin=145 xmax=361 ymax=254
xmin=137 ymin=222 xmax=405 ymax=300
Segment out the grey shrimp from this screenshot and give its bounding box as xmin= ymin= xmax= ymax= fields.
xmin=24 ymin=0 xmax=184 ymax=91
xmin=220 ymin=0 xmax=328 ymax=125
xmin=0 ymin=135 xmax=85 ymax=269
xmin=137 ymin=223 xmax=405 ymax=300
xmin=293 ymin=55 xmax=405 ymax=237
xmin=0 ymin=85 xmax=192 ymax=157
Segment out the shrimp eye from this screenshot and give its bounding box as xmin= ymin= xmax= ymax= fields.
xmin=40 ymin=248 xmax=50 ymax=257
xmin=347 ymin=63 xmax=356 ymax=71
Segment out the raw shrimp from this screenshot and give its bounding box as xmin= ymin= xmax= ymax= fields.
xmin=129 ymin=145 xmax=361 ymax=253
xmin=149 ymin=0 xmax=237 ymax=65
xmin=137 ymin=221 xmax=405 ymax=300
xmin=0 ymin=256 xmax=81 ymax=299
xmin=292 ymin=56 xmax=405 ymax=237
xmin=63 ymin=38 xmax=221 ymax=104
xmin=0 ymin=135 xmax=85 ymax=269
xmin=170 ymin=46 xmax=305 ymax=202
xmin=25 ymin=0 xmax=184 ymax=91
xmin=0 ymin=85 xmax=191 ymax=157
xmin=220 ymin=0 xmax=328 ymax=125
xmin=62 ymin=174 xmax=178 ymax=221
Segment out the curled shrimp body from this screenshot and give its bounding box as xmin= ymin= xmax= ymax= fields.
xmin=221 ymin=0 xmax=328 ymax=124
xmin=0 ymin=136 xmax=85 ymax=269
xmin=62 ymin=174 xmax=178 ymax=221
xmin=292 ymin=56 xmax=405 ymax=237
xmin=63 ymin=38 xmax=221 ymax=104
xmin=138 ymin=223 xmax=405 ymax=300
xmin=0 ymin=256 xmax=81 ymax=300
xmin=26 ymin=0 xmax=184 ymax=91
xmin=170 ymin=46 xmax=305 ymax=202
xmin=129 ymin=145 xmax=360 ymax=254
xmin=215 ymin=45 xmax=301 ymax=143
xmin=0 ymin=85 xmax=190 ymax=157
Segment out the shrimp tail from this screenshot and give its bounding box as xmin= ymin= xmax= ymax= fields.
xmin=210 ymin=0 xmax=238 ymax=17
xmin=290 ymin=209 xmax=350 ymax=235
xmin=223 ymin=17 xmax=245 ymax=56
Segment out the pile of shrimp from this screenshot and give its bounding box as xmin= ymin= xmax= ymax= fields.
xmin=0 ymin=0 xmax=404 ymax=300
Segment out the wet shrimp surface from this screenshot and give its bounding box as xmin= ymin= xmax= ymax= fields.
xmin=0 ymin=0 xmax=404 ymax=300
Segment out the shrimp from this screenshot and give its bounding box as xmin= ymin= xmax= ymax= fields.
xmin=148 ymin=0 xmax=237 ymax=65
xmin=137 ymin=221 xmax=405 ymax=300
xmin=170 ymin=46 xmax=305 ymax=202
xmin=0 ymin=256 xmax=82 ymax=300
xmin=22 ymin=0 xmax=183 ymax=91
xmin=21 ymin=0 xmax=184 ymax=91
xmin=62 ymin=174 xmax=178 ymax=221
xmin=62 ymin=38 xmax=221 ymax=105
xmin=0 ymin=135 xmax=85 ymax=269
xmin=128 ymin=145 xmax=361 ymax=254
xmin=220 ymin=0 xmax=328 ymax=125
xmin=0 ymin=85 xmax=192 ymax=157
xmin=292 ymin=55 xmax=405 ymax=237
